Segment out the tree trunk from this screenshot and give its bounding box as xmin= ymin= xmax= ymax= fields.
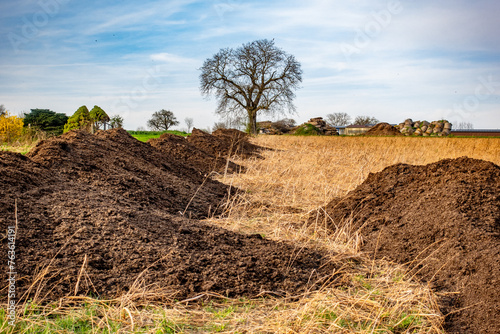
xmin=247 ymin=110 xmax=258 ymax=135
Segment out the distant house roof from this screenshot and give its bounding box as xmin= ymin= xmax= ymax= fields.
xmin=451 ymin=129 xmax=500 ymax=133
xmin=451 ymin=129 xmax=500 ymax=137
xmin=346 ymin=124 xmax=375 ymax=128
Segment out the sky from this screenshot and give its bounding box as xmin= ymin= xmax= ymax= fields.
xmin=1 ymin=0 xmax=499 ymax=131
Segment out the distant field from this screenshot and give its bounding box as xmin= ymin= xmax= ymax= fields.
xmin=128 ymin=130 xmax=189 ymax=142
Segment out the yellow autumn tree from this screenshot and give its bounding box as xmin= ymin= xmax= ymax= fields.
xmin=0 ymin=112 xmax=24 ymax=142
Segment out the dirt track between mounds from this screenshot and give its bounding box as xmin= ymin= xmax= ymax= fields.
xmin=0 ymin=129 xmax=339 ymax=303
xmin=317 ymin=157 xmax=500 ymax=334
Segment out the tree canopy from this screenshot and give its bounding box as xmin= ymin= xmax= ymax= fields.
xmin=64 ymin=105 xmax=91 ymax=133
xmin=23 ymin=109 xmax=68 ymax=135
xmin=200 ymin=39 xmax=302 ymax=134
xmin=325 ymin=112 xmax=351 ymax=126
xmin=89 ymin=105 xmax=110 ymax=130
xmin=147 ymin=109 xmax=179 ymax=131
xmin=184 ymin=117 xmax=194 ymax=133
xmin=109 ymin=115 xmax=124 ymax=129
xmin=354 ymin=116 xmax=379 ymax=125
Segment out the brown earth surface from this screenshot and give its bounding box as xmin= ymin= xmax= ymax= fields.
xmin=0 ymin=129 xmax=339 ymax=304
xmin=187 ymin=128 xmax=264 ymax=158
xmin=148 ymin=133 xmax=243 ymax=175
xmin=364 ymin=122 xmax=403 ymax=136
xmin=212 ymin=128 xmax=249 ymax=142
xmin=316 ymin=157 xmax=500 ymax=334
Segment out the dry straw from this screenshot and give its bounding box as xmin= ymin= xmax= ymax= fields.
xmin=3 ymin=135 xmax=499 ymax=333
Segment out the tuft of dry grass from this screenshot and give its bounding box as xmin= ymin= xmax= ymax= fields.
xmin=4 ymin=135 xmax=498 ymax=333
xmin=0 ymin=129 xmax=47 ymax=155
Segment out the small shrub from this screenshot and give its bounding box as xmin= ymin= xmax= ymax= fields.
xmin=294 ymin=123 xmax=321 ymax=136
xmin=0 ymin=112 xmax=24 ymax=142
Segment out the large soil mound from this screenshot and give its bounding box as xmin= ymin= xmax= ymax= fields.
xmin=0 ymin=129 xmax=338 ymax=303
xmin=187 ymin=128 xmax=264 ymax=158
xmin=318 ymin=157 xmax=500 ymax=334
xmin=364 ymin=122 xmax=403 ymax=136
xmin=148 ymin=133 xmax=243 ymax=175
xmin=25 ymin=129 xmax=228 ymax=218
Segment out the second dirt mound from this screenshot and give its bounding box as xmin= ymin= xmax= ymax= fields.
xmin=364 ymin=122 xmax=403 ymax=136
xmin=317 ymin=157 xmax=500 ymax=334
xmin=148 ymin=133 xmax=243 ymax=175
xmin=187 ymin=128 xmax=264 ymax=158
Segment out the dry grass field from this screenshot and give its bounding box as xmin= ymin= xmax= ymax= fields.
xmin=2 ymin=135 xmax=499 ymax=333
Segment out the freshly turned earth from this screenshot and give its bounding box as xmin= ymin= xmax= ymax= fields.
xmin=364 ymin=122 xmax=403 ymax=136
xmin=187 ymin=128 xmax=265 ymax=158
xmin=0 ymin=129 xmax=338 ymax=303
xmin=148 ymin=132 xmax=244 ymax=175
xmin=318 ymin=157 xmax=500 ymax=334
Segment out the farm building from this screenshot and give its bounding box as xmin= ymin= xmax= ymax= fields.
xmin=343 ymin=124 xmax=374 ymax=135
xmin=451 ymin=129 xmax=500 ymax=137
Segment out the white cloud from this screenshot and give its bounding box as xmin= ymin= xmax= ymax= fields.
xmin=150 ymin=53 xmax=198 ymax=65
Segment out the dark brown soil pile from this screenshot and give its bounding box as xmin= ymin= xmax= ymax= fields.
xmin=187 ymin=128 xmax=263 ymax=158
xmin=364 ymin=122 xmax=403 ymax=136
xmin=0 ymin=129 xmax=338 ymax=303
xmin=212 ymin=128 xmax=249 ymax=141
xmin=148 ymin=133 xmax=243 ymax=175
xmin=317 ymin=157 xmax=500 ymax=334
xmin=25 ymin=129 xmax=228 ymax=218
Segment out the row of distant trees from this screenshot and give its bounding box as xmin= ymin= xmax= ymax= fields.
xmin=324 ymin=113 xmax=378 ymax=126
xmin=23 ymin=106 xmax=124 ymax=135
xmin=1 ymin=38 xmax=477 ymax=139
xmin=211 ymin=113 xmax=378 ymax=132
xmin=0 ymin=104 xmax=124 ymax=140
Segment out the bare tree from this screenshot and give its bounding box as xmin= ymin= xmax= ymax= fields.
xmin=184 ymin=117 xmax=194 ymax=133
xmin=0 ymin=104 xmax=6 ymax=117
xmin=353 ymin=116 xmax=379 ymax=125
xmin=212 ymin=121 xmax=227 ymax=132
xmin=325 ymin=112 xmax=351 ymax=126
xmin=109 ymin=115 xmax=124 ymax=129
xmin=456 ymin=121 xmax=474 ymax=130
xmin=147 ymin=109 xmax=179 ymax=131
xmin=200 ymin=39 xmax=302 ymax=134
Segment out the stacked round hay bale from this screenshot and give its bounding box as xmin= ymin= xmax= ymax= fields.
xmin=398 ymin=118 xmax=415 ymax=136
xmin=396 ymin=119 xmax=452 ymax=136
xmin=442 ymin=121 xmax=452 ymax=136
xmin=420 ymin=121 xmax=430 ymax=136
